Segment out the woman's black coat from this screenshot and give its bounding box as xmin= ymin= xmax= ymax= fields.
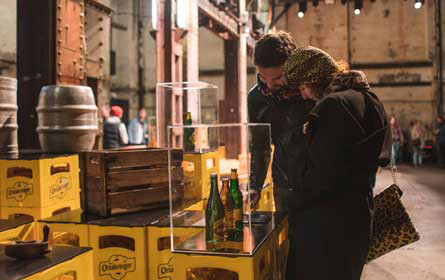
xmin=288 ymin=89 xmax=390 ymax=280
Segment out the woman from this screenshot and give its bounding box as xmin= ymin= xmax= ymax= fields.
xmin=283 ymin=46 xmax=390 ymax=280
xmin=411 ymin=120 xmax=424 ymax=167
xmin=390 ymin=116 xmax=405 ymax=167
xmin=434 ymin=116 xmax=445 ymax=166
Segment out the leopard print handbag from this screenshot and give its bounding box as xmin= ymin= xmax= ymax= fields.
xmin=367 ymin=165 xmax=420 ymax=262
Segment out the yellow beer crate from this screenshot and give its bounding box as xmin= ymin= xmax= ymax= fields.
xmin=173 ymin=229 xmax=276 ymax=280
xmin=0 ymin=153 xmax=80 ymax=208
xmin=0 ymin=215 xmax=35 ymax=242
xmin=89 ymin=209 xmax=168 ymax=280
xmin=0 ymin=246 xmax=94 ymax=280
xmin=274 ymin=216 xmax=289 ymax=280
xmin=258 ymin=184 xmax=276 ymax=212
xmin=0 ymin=198 xmax=80 ymax=221
xmin=183 ymin=150 xmax=220 ymax=201
xmin=147 ymin=221 xmax=201 ymax=280
xmin=37 ymin=209 xmax=90 ymax=247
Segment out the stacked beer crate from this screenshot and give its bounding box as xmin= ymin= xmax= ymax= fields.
xmin=35 ymin=148 xmax=185 ymax=280
xmin=0 ymin=153 xmax=81 ymax=240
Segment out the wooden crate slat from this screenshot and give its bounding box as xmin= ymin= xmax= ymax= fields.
xmin=108 ymin=186 xmax=170 ymax=209
xmin=106 ymin=167 xmax=183 ymax=190
xmin=104 ymin=148 xmax=183 ymax=169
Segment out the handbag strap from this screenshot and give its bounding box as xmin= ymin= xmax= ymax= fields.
xmin=390 ymin=162 xmax=397 ymax=186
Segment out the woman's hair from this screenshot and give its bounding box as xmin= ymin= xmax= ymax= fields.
xmin=303 ymin=60 xmax=350 ymax=99
xmin=254 ymin=31 xmax=296 ymax=68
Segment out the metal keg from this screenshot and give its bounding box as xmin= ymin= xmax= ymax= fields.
xmin=36 ymin=85 xmax=98 ymax=153
xmin=0 ymin=76 xmax=18 ymax=158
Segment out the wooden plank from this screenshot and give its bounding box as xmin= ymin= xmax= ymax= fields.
xmin=108 ymin=185 xmax=172 ymax=209
xmin=106 ymin=167 xmax=183 ymax=190
xmin=103 ymin=148 xmax=183 ymax=169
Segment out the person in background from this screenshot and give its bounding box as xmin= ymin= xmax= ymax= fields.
xmin=434 ymin=116 xmax=445 ymax=166
xmin=103 ymin=105 xmax=128 ymax=149
xmin=128 ymin=107 xmax=149 ymax=145
xmin=390 ymin=116 xmax=404 ymax=167
xmin=283 ymin=46 xmax=390 ymax=280
xmin=411 ymin=120 xmax=424 ymax=167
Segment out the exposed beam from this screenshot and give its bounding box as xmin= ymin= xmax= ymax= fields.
xmin=200 ymin=67 xmax=256 ymax=76
xmin=269 ymin=3 xmax=292 ymax=29
xmin=198 ymin=0 xmax=239 ymax=37
xmin=351 ymin=61 xmax=433 ymax=69
xmin=370 ymin=81 xmax=433 ymax=88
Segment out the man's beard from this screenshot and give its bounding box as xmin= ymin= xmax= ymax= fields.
xmin=257 ymin=75 xmax=300 ymax=101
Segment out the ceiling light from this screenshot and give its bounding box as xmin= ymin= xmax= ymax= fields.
xmin=298 ymin=1 xmax=307 ymax=19
xmin=354 ymin=0 xmax=363 ymax=15
xmin=414 ymin=0 xmax=424 ymax=9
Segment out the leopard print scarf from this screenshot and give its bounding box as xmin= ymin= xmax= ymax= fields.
xmin=324 ymin=70 xmax=370 ymax=95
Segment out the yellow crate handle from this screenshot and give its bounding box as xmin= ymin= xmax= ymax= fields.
xmin=7 ymin=167 xmax=33 ymax=179
xmin=50 ymin=163 xmax=70 ymax=175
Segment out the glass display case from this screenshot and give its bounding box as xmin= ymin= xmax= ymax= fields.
xmin=168 ymin=123 xmax=275 ymax=256
xmin=156 ymin=82 xmax=218 ymax=149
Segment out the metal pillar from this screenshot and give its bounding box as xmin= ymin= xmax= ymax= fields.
xmin=17 ymin=0 xmax=56 ymax=149
xmin=435 ymin=0 xmax=443 ymax=117
xmin=156 ymin=0 xmax=184 ymax=147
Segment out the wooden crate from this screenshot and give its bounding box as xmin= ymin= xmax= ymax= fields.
xmin=80 ymin=148 xmax=184 ymax=217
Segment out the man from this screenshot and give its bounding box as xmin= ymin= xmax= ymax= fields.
xmin=128 ymin=107 xmax=149 ymax=145
xmin=248 ymin=32 xmax=313 ymax=279
xmin=103 ymin=105 xmax=128 ymax=149
xmin=249 ymin=31 xmax=312 ymax=212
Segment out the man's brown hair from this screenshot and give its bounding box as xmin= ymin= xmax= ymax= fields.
xmin=254 ymin=31 xmax=296 ymax=68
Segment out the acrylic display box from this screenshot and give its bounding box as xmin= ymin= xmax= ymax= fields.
xmin=156 ymin=82 xmax=218 ymax=149
xmin=168 ymin=123 xmax=275 ymax=256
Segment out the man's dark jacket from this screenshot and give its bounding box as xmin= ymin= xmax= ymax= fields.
xmin=248 ymin=85 xmax=312 ymax=194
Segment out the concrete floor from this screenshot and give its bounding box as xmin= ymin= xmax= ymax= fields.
xmin=362 ymin=165 xmax=445 ymax=280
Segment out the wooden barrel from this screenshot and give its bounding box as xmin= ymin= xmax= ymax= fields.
xmin=36 ymin=85 xmax=98 ymax=153
xmin=0 ymin=77 xmax=18 ymax=158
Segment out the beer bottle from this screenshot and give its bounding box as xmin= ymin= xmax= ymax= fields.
xmin=184 ymin=112 xmax=195 ymax=151
xmin=230 ymin=169 xmax=243 ymax=242
xmin=205 ymin=173 xmax=225 ymax=250
xmin=220 ymin=178 xmax=235 ymax=240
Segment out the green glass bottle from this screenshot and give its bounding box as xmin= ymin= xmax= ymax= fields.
xmin=184 ymin=112 xmax=195 ymax=151
xmin=220 ymin=178 xmax=235 ymax=241
xmin=205 ymin=173 xmax=225 ymax=251
xmin=230 ymin=169 xmax=243 ymax=242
